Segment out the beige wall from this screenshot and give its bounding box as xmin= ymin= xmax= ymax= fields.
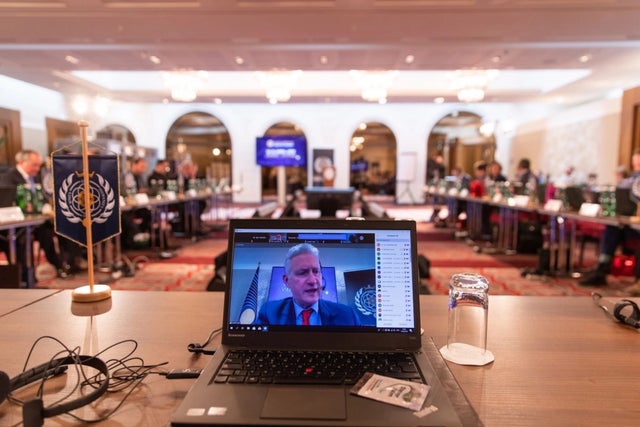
xmin=509 ymin=98 xmax=621 ymax=186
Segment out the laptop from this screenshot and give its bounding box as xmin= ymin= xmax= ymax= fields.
xmin=0 ymin=185 xmax=17 ymax=208
xmin=615 ymin=187 xmax=637 ymax=216
xmin=564 ymin=186 xmax=585 ymax=211
xmin=172 ymin=218 xmax=475 ymax=426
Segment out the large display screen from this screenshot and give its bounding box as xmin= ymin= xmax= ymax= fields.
xmin=256 ymin=135 xmax=307 ymax=167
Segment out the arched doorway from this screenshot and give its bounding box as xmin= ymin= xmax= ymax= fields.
xmin=426 ymin=111 xmax=496 ymax=182
xmin=349 ymin=121 xmax=397 ymax=196
xmin=96 ymin=123 xmax=136 ymax=144
xmin=94 ymin=123 xmax=155 ymax=187
xmin=165 ymin=112 xmax=231 ymax=187
xmin=261 ymin=122 xmax=307 ymax=201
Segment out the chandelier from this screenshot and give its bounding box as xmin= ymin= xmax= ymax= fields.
xmin=350 ymin=70 xmax=398 ymax=104
xmin=162 ymin=70 xmax=208 ymax=102
xmin=256 ymin=70 xmax=302 ymax=104
xmin=452 ymin=69 xmax=499 ymax=103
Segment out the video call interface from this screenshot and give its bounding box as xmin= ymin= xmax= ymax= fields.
xmin=227 ymin=227 xmax=416 ymax=333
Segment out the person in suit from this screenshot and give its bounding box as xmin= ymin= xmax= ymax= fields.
xmin=121 ymin=157 xmax=152 ymax=249
xmin=257 ymin=243 xmax=361 ymax=326
xmin=0 ymin=149 xmax=72 ymax=281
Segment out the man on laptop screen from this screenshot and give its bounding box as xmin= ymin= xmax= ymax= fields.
xmin=257 ymin=243 xmax=360 ymax=326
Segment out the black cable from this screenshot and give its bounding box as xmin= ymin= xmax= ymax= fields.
xmin=187 ymin=326 xmax=222 ymax=355
xmin=8 ymin=335 xmax=168 ymax=425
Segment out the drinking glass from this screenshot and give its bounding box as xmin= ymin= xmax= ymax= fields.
xmin=440 ymin=273 xmax=495 ymax=365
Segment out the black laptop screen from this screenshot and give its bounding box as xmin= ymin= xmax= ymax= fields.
xmin=226 ymin=223 xmax=416 ymax=334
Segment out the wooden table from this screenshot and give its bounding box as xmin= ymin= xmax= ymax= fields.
xmin=1 ymin=291 xmax=639 ymax=426
xmin=0 ymin=288 xmax=61 ymax=317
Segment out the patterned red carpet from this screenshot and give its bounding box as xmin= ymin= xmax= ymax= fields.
xmin=32 ymin=222 xmax=636 ymax=297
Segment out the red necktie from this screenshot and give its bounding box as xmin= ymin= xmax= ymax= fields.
xmin=301 ymin=309 xmax=313 ymax=325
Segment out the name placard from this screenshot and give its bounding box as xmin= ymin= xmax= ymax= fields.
xmin=579 ymin=203 xmax=602 ymax=217
xmin=544 ymin=199 xmax=563 ymax=212
xmin=134 ymin=193 xmax=150 ymax=204
xmin=513 ymin=195 xmax=530 ymax=207
xmin=0 ymin=206 xmax=25 ymax=222
xmin=161 ymin=191 xmax=177 ymax=201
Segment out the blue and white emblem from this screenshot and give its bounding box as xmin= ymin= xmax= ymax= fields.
xmin=52 ymin=154 xmax=121 ymax=246
xmin=58 ymin=171 xmax=116 ymax=224
xmin=354 ymin=285 xmax=376 ymax=317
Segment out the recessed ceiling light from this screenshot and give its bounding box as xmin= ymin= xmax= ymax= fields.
xmin=149 ymin=55 xmax=161 ymax=64
xmin=320 ymin=55 xmax=328 ymax=64
xmin=404 ymin=54 xmax=415 ymax=64
xmin=579 ymin=54 xmax=592 ymax=63
xmin=234 ymin=56 xmax=244 ymax=65
xmin=213 ymin=98 xmax=222 ymax=104
xmin=65 ymin=55 xmax=79 ymax=64
xmin=434 ymin=97 xmax=445 ymax=104
xmin=491 ymin=55 xmax=502 ymax=63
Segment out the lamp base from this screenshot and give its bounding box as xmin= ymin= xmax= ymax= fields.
xmin=71 ymin=284 xmax=112 ymax=303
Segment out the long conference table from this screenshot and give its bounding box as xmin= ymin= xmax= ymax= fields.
xmin=429 ymin=190 xmax=640 ymax=274
xmin=1 ymin=289 xmax=639 ymax=426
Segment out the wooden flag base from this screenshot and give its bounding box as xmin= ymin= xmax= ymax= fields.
xmin=72 ymin=284 xmax=112 ymax=303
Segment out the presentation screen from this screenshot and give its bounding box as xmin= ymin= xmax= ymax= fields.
xmin=256 ymin=135 xmax=307 ymax=167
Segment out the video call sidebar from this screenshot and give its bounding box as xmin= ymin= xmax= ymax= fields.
xmin=375 ymin=234 xmax=414 ymax=329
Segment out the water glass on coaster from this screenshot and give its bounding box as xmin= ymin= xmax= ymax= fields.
xmin=439 ymin=273 xmax=495 ymax=366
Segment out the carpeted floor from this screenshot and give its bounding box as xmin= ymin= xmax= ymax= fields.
xmin=33 ymin=221 xmax=636 ymax=297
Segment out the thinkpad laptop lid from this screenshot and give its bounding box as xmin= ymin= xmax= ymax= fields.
xmin=615 ymin=187 xmax=637 ymax=216
xmin=0 ymin=185 xmax=17 ymax=208
xmin=172 ymin=218 xmax=473 ymax=427
xmin=564 ymin=186 xmax=585 ymax=211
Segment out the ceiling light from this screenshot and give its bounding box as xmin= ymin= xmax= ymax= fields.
xmin=457 ymin=87 xmax=485 ymax=103
xmin=320 ymin=55 xmax=328 ymax=64
xmin=234 ymin=56 xmax=245 ymax=65
xmin=350 ymin=70 xmax=398 ymax=104
xmin=579 ymin=54 xmax=592 ymax=63
xmin=162 ymin=70 xmax=208 ymax=102
xmin=93 ymin=96 xmax=111 ymax=117
xmin=404 ymin=55 xmax=415 ymax=64
xmin=213 ymin=98 xmax=222 ymax=104
xmin=149 ymin=55 xmax=161 ymax=64
xmin=72 ymin=95 xmax=88 ymax=115
xmin=65 ymin=55 xmax=79 ymax=64
xmin=256 ymin=70 xmax=302 ymax=104
xmin=451 ymin=69 xmax=498 ymax=103
xmin=479 ymin=121 xmax=496 ymax=137
xmin=434 ymin=97 xmax=445 ymax=104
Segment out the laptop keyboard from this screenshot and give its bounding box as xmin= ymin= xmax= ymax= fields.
xmin=213 ymin=350 xmax=423 ymax=385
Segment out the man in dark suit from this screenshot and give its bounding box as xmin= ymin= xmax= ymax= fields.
xmin=257 ymin=243 xmax=360 ymax=326
xmin=0 ymin=149 xmax=72 ymax=281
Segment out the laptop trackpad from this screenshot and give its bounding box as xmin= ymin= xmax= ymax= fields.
xmin=260 ymin=387 xmax=347 ymax=420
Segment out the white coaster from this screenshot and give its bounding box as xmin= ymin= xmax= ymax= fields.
xmin=439 ymin=343 xmax=495 ymax=366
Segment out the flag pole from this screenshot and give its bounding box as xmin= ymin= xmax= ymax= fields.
xmin=72 ymin=120 xmax=112 ymax=303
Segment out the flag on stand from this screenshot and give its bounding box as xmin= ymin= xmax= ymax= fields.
xmin=52 ymin=154 xmax=120 ymax=247
xmin=239 ymin=262 xmax=260 ymax=324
